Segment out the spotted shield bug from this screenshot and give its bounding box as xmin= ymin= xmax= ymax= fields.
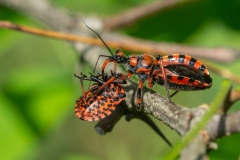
xmin=74 ymin=72 xmax=127 ymax=121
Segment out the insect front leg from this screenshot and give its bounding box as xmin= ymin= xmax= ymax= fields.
xmin=102 ymin=59 xmax=117 ymax=75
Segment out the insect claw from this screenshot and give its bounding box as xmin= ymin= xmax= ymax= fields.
xmin=74 ymin=73 xmax=82 ymax=79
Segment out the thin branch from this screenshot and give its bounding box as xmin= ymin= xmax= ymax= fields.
xmin=104 ymin=0 xmax=198 ymax=30
xmin=1 ymin=20 xmax=240 ymax=65
xmin=102 ymin=32 xmax=240 ymax=63
xmin=0 ymin=20 xmax=106 ymax=46
xmin=206 ymin=111 xmax=240 ymax=141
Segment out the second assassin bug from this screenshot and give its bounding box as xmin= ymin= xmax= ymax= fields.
xmin=74 ymin=71 xmax=127 ymax=121
xmin=70 ymin=9 xmax=212 ymax=110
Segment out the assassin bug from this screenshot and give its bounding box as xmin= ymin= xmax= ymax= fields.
xmin=74 ymin=71 xmax=127 ymax=121
xmin=70 ymin=9 xmax=212 ymax=110
xmin=101 ymin=51 xmax=212 ymax=110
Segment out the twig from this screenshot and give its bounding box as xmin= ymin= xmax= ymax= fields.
xmin=1 ymin=20 xmax=240 ymax=65
xmin=0 ymin=20 xmax=106 ymax=46
xmin=206 ymin=111 xmax=240 ymax=140
xmin=104 ymin=0 xmax=198 ymax=30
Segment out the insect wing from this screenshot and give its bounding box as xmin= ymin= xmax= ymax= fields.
xmin=162 ymin=54 xmax=212 ymax=84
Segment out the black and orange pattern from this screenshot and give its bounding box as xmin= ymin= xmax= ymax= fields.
xmin=101 ymin=52 xmax=212 ymax=110
xmin=74 ymin=72 xmax=127 ymax=121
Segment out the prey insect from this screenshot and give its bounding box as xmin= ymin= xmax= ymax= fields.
xmin=74 ymin=71 xmax=127 ymax=121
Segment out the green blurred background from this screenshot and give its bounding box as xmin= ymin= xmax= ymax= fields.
xmin=1 ymin=0 xmax=240 ymax=159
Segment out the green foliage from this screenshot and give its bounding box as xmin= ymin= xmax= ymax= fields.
xmin=1 ymin=0 xmax=240 ymax=160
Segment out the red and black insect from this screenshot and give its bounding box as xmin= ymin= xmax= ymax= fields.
xmin=101 ymin=51 xmax=212 ymax=110
xmin=74 ymin=72 xmax=127 ymax=121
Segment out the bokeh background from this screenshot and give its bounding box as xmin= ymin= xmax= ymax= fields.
xmin=1 ymin=0 xmax=240 ymax=159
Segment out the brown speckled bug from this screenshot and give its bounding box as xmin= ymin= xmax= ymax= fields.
xmin=74 ymin=72 xmax=127 ymax=121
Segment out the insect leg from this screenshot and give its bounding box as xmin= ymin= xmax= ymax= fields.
xmin=170 ymin=91 xmax=179 ymax=98
xmin=89 ymin=55 xmax=111 ymax=89
xmin=74 ymin=73 xmax=86 ymax=94
xmin=147 ymin=65 xmax=155 ymax=89
xmin=102 ymin=59 xmax=117 ymax=75
xmin=136 ymin=80 xmax=144 ymax=111
xmin=156 ymin=55 xmax=171 ymax=102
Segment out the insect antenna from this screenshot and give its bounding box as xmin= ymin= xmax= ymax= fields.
xmin=68 ymin=8 xmax=114 ymax=88
xmin=68 ymin=7 xmax=113 ymax=56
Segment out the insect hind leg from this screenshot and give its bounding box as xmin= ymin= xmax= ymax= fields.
xmin=136 ymin=80 xmax=144 ymax=111
xmin=156 ymin=55 xmax=172 ymax=102
xmin=170 ymin=91 xmax=179 ymax=98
